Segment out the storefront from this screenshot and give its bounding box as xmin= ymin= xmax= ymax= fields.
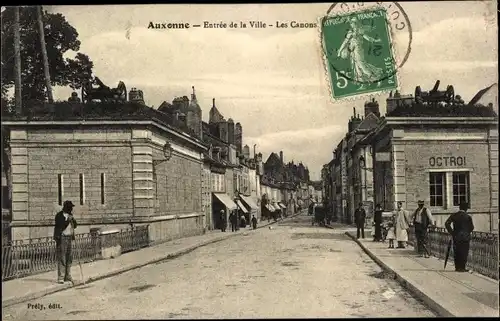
xmin=369 ymin=116 xmax=498 ymax=232
xmin=212 ymin=192 xmax=237 ymax=228
xmin=239 ymin=194 xmax=259 ymax=222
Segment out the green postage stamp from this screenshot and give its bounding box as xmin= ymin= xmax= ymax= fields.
xmin=321 ymin=7 xmax=398 ymax=100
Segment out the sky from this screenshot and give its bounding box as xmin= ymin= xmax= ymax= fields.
xmin=46 ymin=1 xmax=498 ymax=180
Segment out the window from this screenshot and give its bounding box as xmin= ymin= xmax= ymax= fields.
xmin=100 ymin=173 xmax=106 ymax=205
xmin=429 ymin=171 xmax=471 ymax=208
xmin=429 ymin=172 xmax=445 ymax=207
xmin=452 ymin=172 xmax=470 ymax=207
xmin=79 ymin=173 xmax=85 ymax=205
xmin=58 ymin=174 xmax=64 ymax=206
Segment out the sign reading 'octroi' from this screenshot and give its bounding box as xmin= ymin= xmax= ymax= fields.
xmin=429 ymin=156 xmax=466 ymax=167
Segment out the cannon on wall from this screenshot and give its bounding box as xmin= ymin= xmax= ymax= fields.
xmin=81 ymin=77 xmax=127 ymax=103
xmin=415 ymin=80 xmax=455 ymax=104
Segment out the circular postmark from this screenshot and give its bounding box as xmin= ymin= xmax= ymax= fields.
xmin=322 ymin=2 xmax=412 ymax=86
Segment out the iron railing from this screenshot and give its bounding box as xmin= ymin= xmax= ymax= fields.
xmin=2 ymin=225 xmax=149 ymax=281
xmin=408 ymin=227 xmax=499 ymax=280
xmin=116 ymin=226 xmax=150 ymax=253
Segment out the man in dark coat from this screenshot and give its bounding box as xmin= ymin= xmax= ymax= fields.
xmin=354 ymin=202 xmax=366 ymax=239
xmin=230 ymin=212 xmax=237 ymax=232
xmin=411 ymin=200 xmax=434 ymax=257
xmin=251 ymin=215 xmax=258 ymax=230
xmin=219 ymin=210 xmax=227 ymax=232
xmin=445 ymin=202 xmax=474 ymax=272
xmin=53 ymin=200 xmax=78 ymax=284
xmin=373 ymin=204 xmax=383 ymax=242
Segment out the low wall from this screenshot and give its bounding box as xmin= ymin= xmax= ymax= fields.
xmin=148 ymin=214 xmax=204 ymax=244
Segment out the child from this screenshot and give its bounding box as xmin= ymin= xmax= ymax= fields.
xmin=371 ymin=222 xmax=376 ymax=241
xmin=386 ymin=221 xmax=395 ymax=248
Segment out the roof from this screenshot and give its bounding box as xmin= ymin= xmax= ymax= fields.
xmin=2 ymin=101 xmax=206 ymax=147
xmin=386 ymin=102 xmax=498 ymax=117
xmin=468 ymin=83 xmax=497 ymax=106
xmin=355 ymin=112 xmax=379 ymax=131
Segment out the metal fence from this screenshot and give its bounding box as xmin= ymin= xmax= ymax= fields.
xmin=2 ymin=225 xmax=149 ymax=281
xmin=408 ymin=227 xmax=499 ymax=280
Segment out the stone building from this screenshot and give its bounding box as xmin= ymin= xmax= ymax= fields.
xmin=367 ymin=88 xmax=498 ymax=231
xmin=323 ymin=83 xmax=498 ymax=232
xmin=2 ymin=101 xmax=207 ymax=242
xmin=158 ymin=86 xmax=202 ymax=139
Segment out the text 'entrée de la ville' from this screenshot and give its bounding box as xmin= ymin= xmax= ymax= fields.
xmin=147 ymin=20 xmax=318 ymax=29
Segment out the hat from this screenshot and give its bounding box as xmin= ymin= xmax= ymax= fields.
xmin=63 ymin=200 xmax=75 ymax=208
xmin=417 ymin=200 xmax=425 ymax=205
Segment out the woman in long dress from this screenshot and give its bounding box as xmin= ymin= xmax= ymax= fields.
xmin=394 ymin=201 xmax=410 ymax=248
xmin=337 ymin=17 xmax=384 ymax=84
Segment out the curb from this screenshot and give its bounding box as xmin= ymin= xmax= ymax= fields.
xmin=2 ymin=212 xmax=303 ymax=308
xmin=345 ymin=231 xmax=454 ymax=317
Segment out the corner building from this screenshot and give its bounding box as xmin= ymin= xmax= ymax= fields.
xmin=368 ymin=105 xmax=498 ymax=232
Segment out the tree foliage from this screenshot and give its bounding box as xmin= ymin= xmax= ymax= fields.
xmin=1 ymin=6 xmax=94 ymax=102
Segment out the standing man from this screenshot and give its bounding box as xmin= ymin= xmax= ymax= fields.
xmin=53 ymin=200 xmax=77 ymax=284
xmin=230 ymin=212 xmax=237 ymax=232
xmin=219 ymin=210 xmax=227 ymax=232
xmin=354 ymin=202 xmax=366 ymax=239
xmin=445 ymin=202 xmax=474 ymax=272
xmin=411 ymin=200 xmax=434 ymax=257
xmin=394 ymin=201 xmax=410 ymax=248
xmin=373 ymin=204 xmax=383 ymax=242
xmin=251 ymin=215 xmax=258 ymax=230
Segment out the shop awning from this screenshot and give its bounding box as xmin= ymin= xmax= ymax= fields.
xmin=213 ymin=193 xmax=237 ymax=211
xmin=239 ymin=195 xmax=258 ymax=210
xmin=266 ymin=204 xmax=275 ymax=212
xmin=236 ymin=200 xmax=248 ymax=213
xmin=278 ymin=203 xmax=286 ymax=209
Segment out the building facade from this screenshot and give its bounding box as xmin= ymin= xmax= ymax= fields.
xmin=3 ymin=104 xmax=208 ymax=242
xmin=322 ymin=83 xmax=498 ymax=232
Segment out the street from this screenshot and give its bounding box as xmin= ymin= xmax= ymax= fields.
xmin=2 ymin=215 xmax=435 ymax=319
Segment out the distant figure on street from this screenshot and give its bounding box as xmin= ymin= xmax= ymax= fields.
xmin=240 ymin=214 xmax=246 ymax=228
xmin=393 ymin=201 xmax=410 ymax=248
xmin=220 ymin=210 xmax=227 ymax=232
xmin=445 ymin=202 xmax=474 ymax=272
xmin=373 ymin=203 xmax=383 ymax=242
xmin=386 ymin=220 xmax=395 ymax=248
xmin=411 ymin=200 xmax=434 ymax=257
xmin=53 ymin=200 xmax=78 ymax=284
xmin=230 ymin=212 xmax=237 ymax=232
xmin=251 ymin=215 xmax=258 ymax=230
xmin=354 ymin=202 xmax=366 ymax=239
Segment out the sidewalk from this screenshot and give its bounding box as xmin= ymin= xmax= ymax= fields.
xmin=2 ymin=212 xmax=303 ymax=308
xmin=346 ymin=231 xmax=499 ymax=317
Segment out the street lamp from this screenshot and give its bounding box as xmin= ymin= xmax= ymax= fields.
xmin=234 ymin=191 xmax=241 ymax=230
xmin=358 ymin=156 xmax=373 ymax=172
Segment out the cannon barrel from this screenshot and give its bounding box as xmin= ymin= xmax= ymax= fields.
xmin=431 ymin=80 xmax=440 ymax=92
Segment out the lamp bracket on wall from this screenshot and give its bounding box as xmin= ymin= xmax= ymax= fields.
xmin=153 ymin=142 xmax=173 ymax=167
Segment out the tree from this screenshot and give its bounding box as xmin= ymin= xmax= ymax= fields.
xmin=1 ymin=6 xmax=94 ymax=103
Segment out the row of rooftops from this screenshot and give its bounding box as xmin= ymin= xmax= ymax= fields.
xmin=324 ymin=83 xmax=498 ymax=169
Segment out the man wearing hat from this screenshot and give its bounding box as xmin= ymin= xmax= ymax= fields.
xmin=445 ymin=202 xmax=474 ymax=272
xmin=411 ymin=200 xmax=434 ymax=258
xmin=53 ymin=200 xmax=78 ymax=283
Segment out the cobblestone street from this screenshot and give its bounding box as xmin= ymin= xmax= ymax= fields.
xmin=2 ymin=215 xmax=435 ymax=319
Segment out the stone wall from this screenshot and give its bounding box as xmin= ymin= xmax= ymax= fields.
xmin=153 ymin=148 xmax=202 ymax=215
xmin=148 ymin=215 xmax=204 ymax=244
xmin=8 ymin=123 xmax=207 ymax=241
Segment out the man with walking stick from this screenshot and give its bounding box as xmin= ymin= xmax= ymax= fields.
xmin=444 ymin=202 xmax=474 ymax=272
xmin=53 ymin=200 xmax=78 ymax=284
xmin=411 ymin=200 xmax=434 ymax=258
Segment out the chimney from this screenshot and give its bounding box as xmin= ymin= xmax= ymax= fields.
xmin=280 ymin=151 xmax=284 ymax=164
xmin=364 ymin=98 xmax=380 ymax=117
